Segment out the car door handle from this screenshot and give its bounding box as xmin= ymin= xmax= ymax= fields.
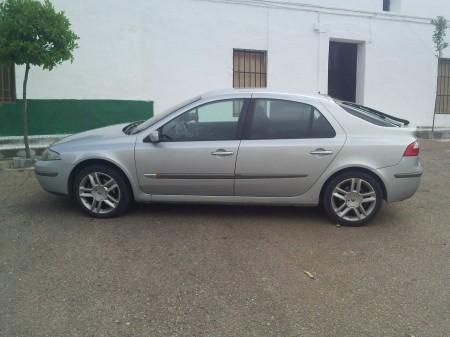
xmin=211 ymin=149 xmax=234 ymax=156
xmin=309 ymin=148 xmax=334 ymax=156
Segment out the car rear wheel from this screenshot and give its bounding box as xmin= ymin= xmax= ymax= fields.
xmin=73 ymin=165 xmax=131 ymax=218
xmin=323 ymin=171 xmax=383 ymax=226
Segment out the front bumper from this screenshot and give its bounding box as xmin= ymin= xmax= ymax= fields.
xmin=34 ymin=160 xmax=73 ymax=196
xmin=377 ymin=157 xmax=423 ymax=202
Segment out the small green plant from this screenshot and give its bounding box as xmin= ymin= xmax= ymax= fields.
xmin=0 ymin=0 xmax=79 ymax=158
xmin=432 ymin=16 xmax=448 ymax=58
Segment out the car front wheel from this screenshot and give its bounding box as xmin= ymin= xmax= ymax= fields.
xmin=73 ymin=165 xmax=131 ymax=218
xmin=323 ymin=171 xmax=383 ymax=226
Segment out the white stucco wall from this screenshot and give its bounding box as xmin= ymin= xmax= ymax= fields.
xmin=266 ymin=0 xmax=380 ymax=12
xmin=14 ymin=0 xmax=450 ymax=126
xmin=277 ymin=0 xmax=450 ymax=19
xmin=400 ymin=0 xmax=450 ymax=20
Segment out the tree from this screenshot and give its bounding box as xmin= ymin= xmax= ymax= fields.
xmin=431 ymin=16 xmax=448 ymax=132
xmin=0 ymin=0 xmax=79 ymax=158
xmin=432 ymin=16 xmax=449 ymax=58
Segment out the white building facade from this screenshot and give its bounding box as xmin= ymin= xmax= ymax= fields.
xmin=9 ymin=0 xmax=450 ymax=129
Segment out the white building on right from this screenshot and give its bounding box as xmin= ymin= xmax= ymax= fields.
xmin=302 ymin=0 xmax=450 ymax=127
xmin=310 ymin=0 xmax=450 ymax=127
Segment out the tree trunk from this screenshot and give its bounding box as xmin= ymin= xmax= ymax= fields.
xmin=432 ymin=99 xmax=437 ymax=134
xmin=432 ymin=53 xmax=442 ymax=134
xmin=22 ymin=63 xmax=31 ymax=159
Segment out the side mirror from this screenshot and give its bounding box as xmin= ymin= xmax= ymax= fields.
xmin=189 ymin=110 xmax=199 ymax=122
xmin=145 ymin=130 xmax=160 ymax=143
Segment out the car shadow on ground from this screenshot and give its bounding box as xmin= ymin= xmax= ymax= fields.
xmin=26 ymin=190 xmax=331 ymax=224
xmin=133 ymin=202 xmax=327 ymax=221
xmin=22 ymin=189 xmax=395 ymax=229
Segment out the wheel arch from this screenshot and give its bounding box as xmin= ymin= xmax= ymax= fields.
xmin=68 ymin=158 xmax=134 ymax=200
xmin=319 ymin=167 xmax=387 ymax=204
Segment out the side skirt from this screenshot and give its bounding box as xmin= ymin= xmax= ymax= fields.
xmin=134 ymin=192 xmax=318 ymax=207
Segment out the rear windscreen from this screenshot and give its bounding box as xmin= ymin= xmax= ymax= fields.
xmin=337 ymin=102 xmax=400 ymax=127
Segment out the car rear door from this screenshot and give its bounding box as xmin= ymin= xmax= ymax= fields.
xmin=234 ymin=94 xmax=346 ymax=197
xmin=135 ymin=96 xmax=250 ymax=196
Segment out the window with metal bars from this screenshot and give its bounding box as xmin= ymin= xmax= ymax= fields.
xmin=436 ymin=58 xmax=450 ymax=114
xmin=233 ymin=49 xmax=267 ymax=89
xmin=0 ymin=64 xmax=16 ymax=102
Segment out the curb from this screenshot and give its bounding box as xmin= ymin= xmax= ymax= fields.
xmin=415 ymin=130 xmax=450 ymax=139
xmin=0 ymin=134 xmax=69 ymax=159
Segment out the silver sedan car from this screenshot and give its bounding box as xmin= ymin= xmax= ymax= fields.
xmin=35 ymin=90 xmax=422 ymax=226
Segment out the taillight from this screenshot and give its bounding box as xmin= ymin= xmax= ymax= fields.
xmin=403 ymin=141 xmax=420 ymax=157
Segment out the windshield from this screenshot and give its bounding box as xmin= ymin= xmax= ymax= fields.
xmin=131 ymin=96 xmax=201 ymax=134
xmin=337 ymin=101 xmax=409 ymax=127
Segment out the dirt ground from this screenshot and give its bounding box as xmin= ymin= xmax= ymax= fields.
xmin=0 ymin=140 xmax=449 ymax=337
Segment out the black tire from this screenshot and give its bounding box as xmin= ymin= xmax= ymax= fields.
xmin=73 ymin=164 xmax=132 ymax=218
xmin=322 ymin=171 xmax=383 ymax=227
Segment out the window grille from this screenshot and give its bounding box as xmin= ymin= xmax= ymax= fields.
xmin=436 ymin=58 xmax=450 ymax=114
xmin=233 ymin=49 xmax=267 ymax=88
xmin=0 ymin=64 xmax=16 ymax=102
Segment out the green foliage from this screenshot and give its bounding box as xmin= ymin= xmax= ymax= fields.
xmin=431 ymin=16 xmax=448 ymax=58
xmin=0 ymin=0 xmax=79 ymax=69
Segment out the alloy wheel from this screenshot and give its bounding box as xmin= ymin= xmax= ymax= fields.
xmin=331 ymin=178 xmax=377 ymax=222
xmin=78 ymin=172 xmax=121 ymax=214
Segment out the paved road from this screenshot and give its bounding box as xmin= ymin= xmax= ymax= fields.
xmin=0 ymin=140 xmax=449 ymax=337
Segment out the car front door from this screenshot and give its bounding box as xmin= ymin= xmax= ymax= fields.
xmin=235 ymin=95 xmax=346 ymax=197
xmin=135 ymin=97 xmax=249 ymax=196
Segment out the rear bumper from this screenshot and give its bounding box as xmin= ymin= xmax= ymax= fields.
xmin=377 ymin=158 xmax=423 ymax=202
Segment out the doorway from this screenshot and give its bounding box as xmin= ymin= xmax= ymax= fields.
xmin=328 ymin=41 xmax=358 ymax=102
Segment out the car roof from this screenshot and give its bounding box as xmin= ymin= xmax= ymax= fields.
xmin=201 ymin=89 xmax=334 ymax=104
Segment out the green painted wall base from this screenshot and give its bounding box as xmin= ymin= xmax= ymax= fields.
xmin=0 ymin=99 xmax=153 ymax=136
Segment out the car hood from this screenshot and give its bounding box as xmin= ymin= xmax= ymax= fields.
xmin=52 ymin=123 xmax=130 ymax=147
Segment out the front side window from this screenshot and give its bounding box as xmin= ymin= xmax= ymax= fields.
xmin=159 ymin=99 xmax=246 ymax=142
xmin=247 ymin=99 xmax=335 ymax=139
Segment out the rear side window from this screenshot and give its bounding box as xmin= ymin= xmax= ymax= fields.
xmin=247 ymin=99 xmax=335 ymax=139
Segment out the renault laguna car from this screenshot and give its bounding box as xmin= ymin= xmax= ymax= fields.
xmin=35 ymin=90 xmax=422 ymax=226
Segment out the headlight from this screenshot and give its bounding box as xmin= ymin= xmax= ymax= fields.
xmin=41 ymin=148 xmax=61 ymax=161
